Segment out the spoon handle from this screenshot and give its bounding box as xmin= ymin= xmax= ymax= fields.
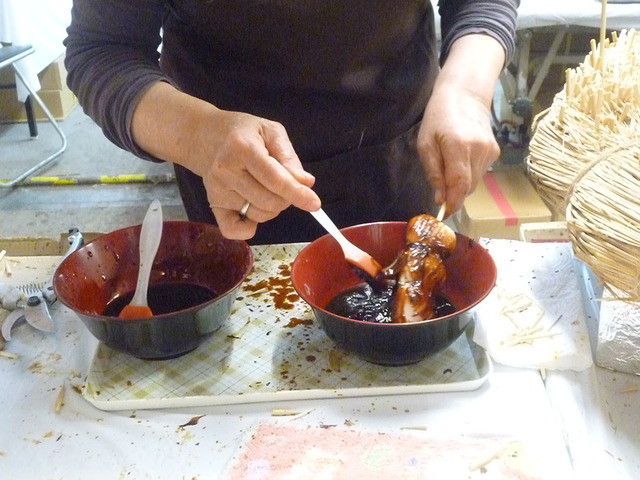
xmin=130 ymin=199 xmax=163 ymax=307
xmin=310 ymin=208 xmax=383 ymax=282
xmin=309 ymin=209 xmax=352 ymax=254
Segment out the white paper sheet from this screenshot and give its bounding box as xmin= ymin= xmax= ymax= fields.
xmin=473 ymin=239 xmax=593 ymax=371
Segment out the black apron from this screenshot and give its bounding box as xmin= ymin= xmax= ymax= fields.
xmin=163 ymin=1 xmax=439 ymax=244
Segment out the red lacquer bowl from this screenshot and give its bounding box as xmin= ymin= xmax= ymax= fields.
xmin=53 ymin=221 xmax=253 ymax=360
xmin=291 ymin=222 xmax=497 ymax=366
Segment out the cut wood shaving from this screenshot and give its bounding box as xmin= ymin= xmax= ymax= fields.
xmin=271 ymin=409 xmax=301 ymax=416
xmin=497 ymin=290 xmax=562 ymax=348
xmin=225 ymin=319 xmax=251 ymax=341
xmin=0 ymin=249 xmax=10 ymax=282
xmin=271 ymin=408 xmax=314 ymax=421
xmin=0 ymin=351 xmax=19 ymax=359
xmin=468 ymin=441 xmax=522 ymax=472
xmin=54 ymin=384 xmax=66 ymax=413
xmin=246 ymin=287 xmax=269 ymax=297
xmin=502 ymin=331 xmax=561 ymax=348
xmin=3 ymin=261 xmax=12 ymax=277
xmin=400 ymin=425 xmax=428 ymax=431
xmin=618 ymin=386 xmax=639 ymax=394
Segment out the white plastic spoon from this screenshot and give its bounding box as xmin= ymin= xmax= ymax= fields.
xmin=119 ymin=199 xmax=163 ymax=319
xmin=310 ymin=208 xmax=382 ymax=281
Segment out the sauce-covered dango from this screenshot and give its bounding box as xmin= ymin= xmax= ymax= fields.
xmin=327 ymin=214 xmax=457 ymax=324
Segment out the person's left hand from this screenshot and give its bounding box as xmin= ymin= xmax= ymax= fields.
xmin=417 ymin=81 xmax=500 ymax=217
xmin=416 ymin=34 xmax=505 ymax=218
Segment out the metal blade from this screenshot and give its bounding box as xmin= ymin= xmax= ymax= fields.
xmin=41 ymin=228 xmax=84 ymax=304
xmin=1 ymin=308 xmax=26 ymax=341
xmin=23 ymin=295 xmax=55 ymax=333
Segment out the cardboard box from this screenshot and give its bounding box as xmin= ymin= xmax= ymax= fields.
xmin=0 ymin=54 xmax=76 ymax=122
xmin=37 ymin=55 xmax=68 ymax=91
xmin=0 ymin=66 xmax=17 ymax=87
xmin=0 ymin=85 xmax=77 ymax=122
xmin=454 ymin=169 xmax=552 ymax=239
xmin=0 ymin=54 xmax=67 ymax=90
xmin=519 ymin=221 xmax=571 ymax=243
xmin=0 ymin=232 xmax=102 ymax=256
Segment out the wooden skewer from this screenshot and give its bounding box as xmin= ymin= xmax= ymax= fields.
xmin=436 ymin=203 xmax=446 ymax=222
xmin=600 ymin=0 xmax=608 ymax=69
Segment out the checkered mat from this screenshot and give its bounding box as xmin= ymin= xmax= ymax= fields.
xmin=82 ymin=244 xmax=491 ymax=411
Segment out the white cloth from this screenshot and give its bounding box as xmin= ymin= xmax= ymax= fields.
xmin=0 ymin=255 xmax=577 ymax=479
xmin=517 ymin=0 xmax=640 ymax=31
xmin=431 ymin=0 xmax=640 ymax=41
xmin=0 ymin=0 xmax=71 ymax=100
xmin=474 ymin=239 xmax=593 ymax=371
xmin=0 ymin=300 xmax=576 ymax=479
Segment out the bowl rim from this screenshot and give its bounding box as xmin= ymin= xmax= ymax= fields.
xmin=53 ymin=220 xmax=254 ymax=322
xmin=290 ymin=221 xmax=497 ymax=328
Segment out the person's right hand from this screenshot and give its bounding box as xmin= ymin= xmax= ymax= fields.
xmin=131 ymin=82 xmax=321 ymax=240
xmin=197 ymin=109 xmax=321 ymax=239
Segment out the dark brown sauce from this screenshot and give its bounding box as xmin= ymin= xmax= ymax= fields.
xmin=284 ymin=317 xmax=313 ymax=328
xmin=242 ymin=263 xmax=299 ymax=310
xmin=103 ymin=282 xmax=216 ymax=317
xmin=326 ymin=283 xmax=456 ymax=323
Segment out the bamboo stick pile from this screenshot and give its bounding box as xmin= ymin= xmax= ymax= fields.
xmin=526 ymin=23 xmax=640 ymax=299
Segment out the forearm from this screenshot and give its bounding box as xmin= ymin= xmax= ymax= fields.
xmin=130 ymin=81 xmax=220 ymax=177
xmin=65 ymin=0 xmax=169 ymax=160
xmin=438 ymin=0 xmax=519 ymax=64
xmin=418 ymin=34 xmax=505 ymax=212
xmin=434 ymin=33 xmax=505 ymax=109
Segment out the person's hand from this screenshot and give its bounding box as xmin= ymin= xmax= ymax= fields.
xmin=417 ymin=81 xmax=499 ymax=216
xmin=416 ymin=34 xmax=506 ymax=218
xmin=131 ymin=83 xmax=321 ymax=240
xmin=197 ymin=110 xmax=321 ymax=239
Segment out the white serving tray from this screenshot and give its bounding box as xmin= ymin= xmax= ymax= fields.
xmin=82 ymin=243 xmax=492 ymax=411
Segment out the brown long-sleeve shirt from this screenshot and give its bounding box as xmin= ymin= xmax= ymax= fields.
xmin=65 ymin=0 xmax=518 ymax=243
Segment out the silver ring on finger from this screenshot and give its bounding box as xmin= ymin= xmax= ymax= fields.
xmin=238 ymin=200 xmax=251 ymax=221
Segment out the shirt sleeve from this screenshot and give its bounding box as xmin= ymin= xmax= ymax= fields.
xmin=64 ymin=0 xmax=172 ymax=161
xmin=438 ymin=0 xmax=520 ymax=64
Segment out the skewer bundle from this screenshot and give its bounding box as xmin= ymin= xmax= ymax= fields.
xmin=526 ymin=23 xmax=640 ymax=300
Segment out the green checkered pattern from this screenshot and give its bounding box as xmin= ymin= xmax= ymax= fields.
xmin=83 ymin=244 xmax=488 ymax=410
